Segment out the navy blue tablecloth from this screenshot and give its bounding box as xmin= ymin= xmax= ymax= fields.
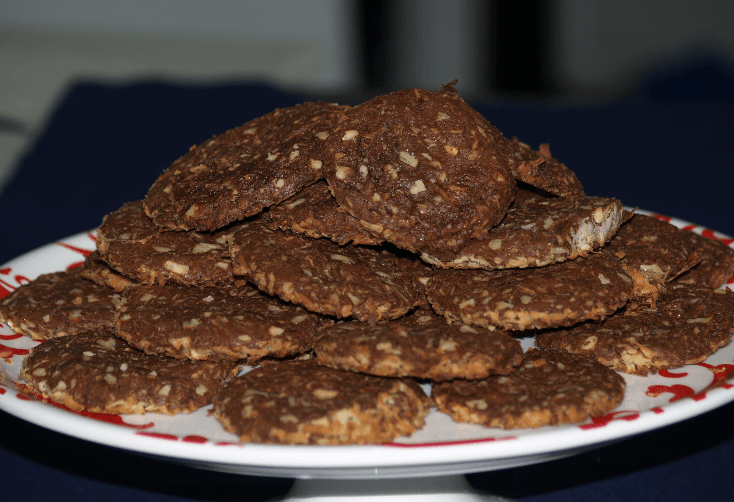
xmin=1 ymin=79 xmax=733 ymax=501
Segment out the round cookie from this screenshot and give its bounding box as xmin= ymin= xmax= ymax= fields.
xmin=20 ymin=329 xmax=235 ymax=415
xmin=0 ymin=267 xmax=117 ymax=340
xmin=421 ymin=192 xmax=624 ymax=269
xmin=212 ymin=359 xmax=432 ymax=444
xmin=535 ymin=283 xmax=734 ymax=375
xmin=432 ymin=348 xmax=625 ymax=429
xmin=673 ymin=231 xmax=734 ymax=288
xmin=605 ymin=213 xmax=701 ymax=307
xmin=313 ymin=309 xmax=523 ymax=381
xmin=427 ymin=251 xmax=633 ymax=331
xmin=323 ymin=84 xmax=515 ymax=259
xmin=97 ymin=200 xmax=242 ymax=287
xmin=114 ymin=282 xmax=328 ymax=362
xmin=229 ymin=218 xmax=430 ymax=324
xmin=502 ymin=138 xmax=585 ymax=198
xmin=269 ymin=180 xmax=382 ymax=246
xmin=80 ymin=251 xmax=136 ymax=292
xmin=144 ymin=101 xmax=348 ymax=231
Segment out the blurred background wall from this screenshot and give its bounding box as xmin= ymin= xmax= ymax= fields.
xmin=2 ymin=0 xmax=734 ymax=189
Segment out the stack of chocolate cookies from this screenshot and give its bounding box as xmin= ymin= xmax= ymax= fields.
xmin=3 ymin=83 xmax=734 ymax=445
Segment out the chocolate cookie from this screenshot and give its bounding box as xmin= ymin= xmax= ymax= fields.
xmin=673 ymin=231 xmax=734 ymax=288
xmin=324 ymin=84 xmax=515 ymax=258
xmin=422 ymin=192 xmax=624 ymax=269
xmin=0 ymin=267 xmax=117 ymax=340
xmin=501 ymin=138 xmax=585 ymax=198
xmin=229 ymin=218 xmax=430 ymax=324
xmin=427 ymin=251 xmax=632 ymax=331
xmin=213 ymin=359 xmax=432 ymax=444
xmin=114 ymin=283 xmax=327 ymax=362
xmin=80 ymin=251 xmax=136 ymax=292
xmin=432 ymin=348 xmax=625 ymax=429
xmin=313 ymin=309 xmax=523 ymax=381
xmin=535 ymin=283 xmax=734 ymax=375
xmin=268 ymin=180 xmax=382 ymax=246
xmin=97 ymin=200 xmax=240 ymax=287
xmin=605 ymin=214 xmax=701 ymax=307
xmin=20 ymin=329 xmax=235 ymax=414
xmin=144 ymin=102 xmax=348 ymax=231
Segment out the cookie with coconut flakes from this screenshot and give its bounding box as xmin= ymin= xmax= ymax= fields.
xmin=21 ymin=329 xmax=235 ymax=415
xmin=80 ymin=251 xmax=136 ymax=292
xmin=313 ymin=309 xmax=523 ymax=381
xmin=535 ymin=283 xmax=734 ymax=375
xmin=502 ymin=138 xmax=585 ymax=198
xmin=0 ymin=266 xmax=117 ymax=340
xmin=421 ymin=191 xmax=624 ymax=269
xmin=97 ymin=200 xmax=241 ymax=287
xmin=144 ymin=102 xmax=348 ymax=231
xmin=427 ymin=251 xmax=633 ymax=331
xmin=432 ymin=348 xmax=625 ymax=429
xmin=114 ymin=282 xmax=327 ymax=362
xmin=213 ymin=359 xmax=432 ymax=444
xmin=323 ymin=84 xmax=515 ymax=259
xmin=229 ymin=218 xmax=431 ymax=324
xmin=673 ymin=231 xmax=734 ymax=288
xmin=604 ymin=213 xmax=701 ymax=307
xmin=268 ymin=180 xmax=382 ymax=246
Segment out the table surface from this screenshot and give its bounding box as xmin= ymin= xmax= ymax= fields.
xmin=1 ymin=79 xmax=733 ymax=501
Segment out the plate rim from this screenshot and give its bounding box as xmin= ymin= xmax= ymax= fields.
xmin=2 ymin=211 xmax=734 ymax=478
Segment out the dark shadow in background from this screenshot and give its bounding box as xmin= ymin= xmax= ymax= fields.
xmin=493 ymin=0 xmax=551 ymax=95
xmin=358 ymin=0 xmax=553 ymax=99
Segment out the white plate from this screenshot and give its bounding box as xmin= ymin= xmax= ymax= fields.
xmin=2 ymin=212 xmax=734 ymax=481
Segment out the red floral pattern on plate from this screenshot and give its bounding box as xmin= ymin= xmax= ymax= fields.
xmin=0 ymin=225 xmax=734 ymax=472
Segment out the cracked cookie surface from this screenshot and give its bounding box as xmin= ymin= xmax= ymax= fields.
xmin=501 ymin=138 xmax=585 ymax=198
xmin=605 ymin=213 xmax=701 ymax=307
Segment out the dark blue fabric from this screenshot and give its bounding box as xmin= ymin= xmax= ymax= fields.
xmin=1 ymin=77 xmax=733 ymax=501
xmin=472 ymin=98 xmax=734 ymax=239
